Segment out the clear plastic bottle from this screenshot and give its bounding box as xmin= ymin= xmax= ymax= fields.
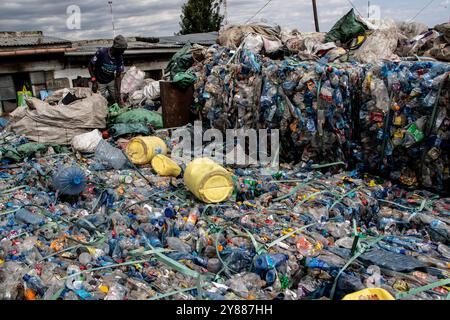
xmin=166 ymin=237 xmax=191 ymax=253
xmin=42 ymin=284 xmax=62 ymax=300
xmin=429 ymin=219 xmax=450 ymax=241
xmin=437 ymin=244 xmax=450 ymax=260
xmin=0 ymin=262 xmax=24 ymax=299
xmin=403 ymin=116 xmax=426 ymax=148
xmin=23 ymin=274 xmax=46 ymax=296
xmin=144 ymin=205 xmax=164 ymax=227
xmin=95 ymin=140 xmax=128 ymax=170
xmin=104 ymin=283 xmax=127 ymax=300
xmin=184 ymin=206 xmax=200 ymax=231
xmin=14 ymin=208 xmax=44 ymax=225
xmin=226 ymin=272 xmax=265 ymax=298
xmin=0 ymin=280 xmax=19 ymax=300
xmin=423 ymin=90 xmax=438 ymax=108
xmin=326 ymin=222 xmax=350 ymax=238
xmin=111 ymin=175 xmax=133 ymax=184
xmin=65 ymin=265 xmax=83 ymax=291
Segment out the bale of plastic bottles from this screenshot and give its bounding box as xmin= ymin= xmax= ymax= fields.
xmin=188 ymin=45 xmax=450 ymax=193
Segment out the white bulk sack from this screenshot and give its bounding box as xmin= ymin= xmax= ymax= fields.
xmin=72 ymin=129 xmax=103 ymax=153
xmin=143 ymin=80 xmax=161 ymax=100
xmin=243 ymin=34 xmax=264 ymax=53
xmin=121 ymin=66 xmax=145 ymax=95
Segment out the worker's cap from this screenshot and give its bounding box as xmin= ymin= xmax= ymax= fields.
xmin=112 ymin=35 xmax=128 ymax=49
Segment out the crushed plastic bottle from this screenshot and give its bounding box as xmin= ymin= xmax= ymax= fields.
xmin=53 ymin=166 xmax=86 ymax=195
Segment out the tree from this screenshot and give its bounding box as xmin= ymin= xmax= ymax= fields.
xmin=179 ymin=0 xmax=224 ymax=35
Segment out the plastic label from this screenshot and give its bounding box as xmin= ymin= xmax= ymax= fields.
xmin=265 ymin=255 xmax=275 ymax=269
xmin=393 ymin=130 xmax=404 ymax=139
xmin=407 ymin=124 xmax=424 ymax=142
xmin=394 ymin=116 xmax=403 ymax=126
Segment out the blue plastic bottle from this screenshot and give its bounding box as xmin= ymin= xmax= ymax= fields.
xmin=430 ymin=219 xmax=450 ymax=241
xmin=23 ymin=274 xmax=46 ymax=296
xmin=265 ymin=269 xmax=277 ymax=285
xmin=303 ymin=257 xmax=331 ymax=270
xmin=254 ymin=253 xmax=288 ymax=271
xmin=53 ymin=166 xmax=86 ymax=195
xmin=149 ymin=236 xmax=162 ymax=248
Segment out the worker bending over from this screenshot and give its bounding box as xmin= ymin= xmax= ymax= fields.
xmin=89 ymin=35 xmax=127 ymax=105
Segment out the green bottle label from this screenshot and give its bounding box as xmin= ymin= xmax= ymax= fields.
xmin=407 ymin=124 xmax=424 ymax=142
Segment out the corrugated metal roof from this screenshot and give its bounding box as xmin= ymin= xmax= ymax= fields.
xmin=69 ymin=41 xmax=183 ymax=56
xmin=158 ymin=32 xmax=218 ymax=45
xmin=0 ymin=35 xmax=71 ymax=47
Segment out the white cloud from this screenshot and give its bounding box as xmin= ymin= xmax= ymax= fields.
xmin=0 ymin=0 xmax=448 ymax=40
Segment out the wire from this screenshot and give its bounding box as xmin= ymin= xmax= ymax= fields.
xmin=244 ymin=0 xmax=275 ymax=24
xmin=408 ymin=0 xmax=436 ymax=22
xmin=346 ymin=0 xmax=363 ymax=16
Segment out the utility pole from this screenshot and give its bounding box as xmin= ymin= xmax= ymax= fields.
xmin=108 ymin=1 xmax=116 ymax=38
xmin=312 ymin=0 xmax=320 ymax=32
xmin=368 ymin=1 xmax=370 ymax=18
xmin=223 ymin=0 xmax=228 ymax=26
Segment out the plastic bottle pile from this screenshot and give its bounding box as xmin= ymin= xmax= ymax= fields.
xmin=1 ymin=144 xmax=449 ymax=300
xmin=188 ymin=45 xmax=450 ymax=193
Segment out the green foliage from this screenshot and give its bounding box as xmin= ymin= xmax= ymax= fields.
xmin=179 ymin=0 xmax=224 ymax=35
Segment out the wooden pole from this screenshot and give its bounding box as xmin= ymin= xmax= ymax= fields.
xmin=312 ymin=0 xmax=320 ymax=32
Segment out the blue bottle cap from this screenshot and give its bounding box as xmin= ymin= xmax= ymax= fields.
xmin=164 ymin=207 xmax=176 ymax=218
xmin=72 ymin=176 xmax=82 ymax=185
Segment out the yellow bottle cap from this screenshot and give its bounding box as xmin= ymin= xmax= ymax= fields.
xmin=99 ymin=285 xmax=109 ymax=293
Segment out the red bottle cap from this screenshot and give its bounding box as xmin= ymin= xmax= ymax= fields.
xmin=102 ymin=130 xmax=110 ymax=139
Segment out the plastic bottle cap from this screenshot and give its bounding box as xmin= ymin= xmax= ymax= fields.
xmin=24 ymin=288 xmax=36 ymax=300
xmin=99 ymin=285 xmax=109 ymax=293
xmin=73 ymin=176 xmax=82 ymax=185
xmin=164 ymin=207 xmax=176 ymax=218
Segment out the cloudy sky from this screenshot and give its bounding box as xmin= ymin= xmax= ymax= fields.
xmin=0 ymin=0 xmax=449 ymax=40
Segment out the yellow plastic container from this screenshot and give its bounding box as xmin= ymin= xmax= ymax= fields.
xmin=151 ymin=154 xmax=182 ymax=177
xmin=184 ymin=158 xmax=234 ymax=203
xmin=342 ymin=288 xmax=395 ymax=300
xmin=125 ymin=136 xmax=167 ymax=165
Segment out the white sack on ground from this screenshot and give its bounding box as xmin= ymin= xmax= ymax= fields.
xmin=143 ymin=80 xmax=161 ymax=100
xmin=121 ymin=66 xmax=145 ymax=95
xmin=8 ymin=90 xmax=108 ymax=145
xmin=353 ymin=28 xmax=400 ymax=63
xmin=72 ymin=129 xmax=103 ymax=153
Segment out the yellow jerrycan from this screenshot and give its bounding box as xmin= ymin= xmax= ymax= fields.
xmin=125 ymin=136 xmax=167 ymax=165
xmin=342 ymin=288 xmax=395 ymax=300
xmin=184 ymin=158 xmax=233 ymax=203
xmin=151 ymin=154 xmax=182 ymax=177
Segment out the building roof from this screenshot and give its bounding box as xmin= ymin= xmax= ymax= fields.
xmin=0 ymin=31 xmax=71 ymax=48
xmin=68 ymin=38 xmax=182 ymax=56
xmin=0 ymin=31 xmax=218 ymax=55
xmin=68 ymin=32 xmax=218 ymax=56
xmin=158 ymin=32 xmax=218 ymax=46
